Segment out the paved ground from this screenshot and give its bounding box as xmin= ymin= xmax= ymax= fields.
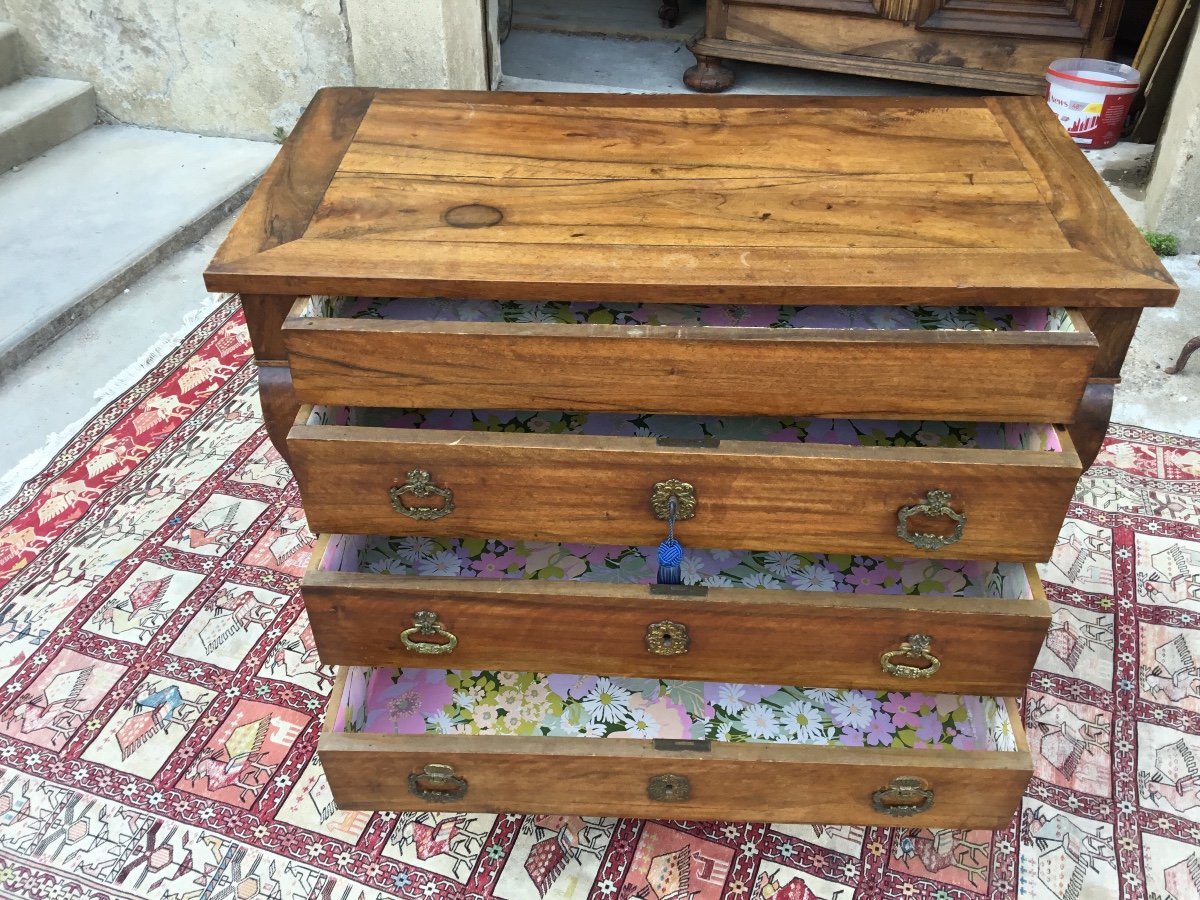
xmin=0 ymin=126 xmax=273 ymax=373
xmin=0 ymin=216 xmax=235 ymax=501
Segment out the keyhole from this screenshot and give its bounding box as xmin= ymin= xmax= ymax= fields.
xmin=661 ymin=632 xmax=672 ymax=645
xmin=663 ymin=783 xmax=674 ymax=795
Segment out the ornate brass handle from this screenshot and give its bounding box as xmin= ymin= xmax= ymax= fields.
xmin=646 ymin=621 xmax=689 ymax=656
xmin=880 ymin=634 xmax=941 ymax=679
xmin=408 ymin=764 xmax=468 ymax=802
xmin=390 ymin=469 xmax=454 ymax=521
xmin=647 ymin=774 xmax=691 ymax=802
xmin=872 ymin=776 xmax=934 ymax=817
xmin=897 ymin=490 xmax=965 ymax=550
xmin=401 ymin=611 xmax=458 ymax=655
xmin=651 ymin=480 xmax=696 ymax=520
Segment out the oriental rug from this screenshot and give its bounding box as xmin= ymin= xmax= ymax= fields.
xmin=0 ymin=297 xmax=1198 ymax=900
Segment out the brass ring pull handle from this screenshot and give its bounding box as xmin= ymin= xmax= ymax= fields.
xmin=645 ymin=621 xmax=689 ymax=655
xmin=872 ymin=776 xmax=934 ymax=817
xmin=408 ymin=764 xmax=468 ymax=802
xmin=647 ymin=774 xmax=691 ymax=802
xmin=390 ymin=469 xmax=454 ymax=521
xmin=897 ymin=490 xmax=965 ymax=550
xmin=401 ymin=611 xmax=458 ymax=655
xmin=880 ymin=634 xmax=940 ymax=679
xmin=651 ymin=480 xmax=697 ymax=520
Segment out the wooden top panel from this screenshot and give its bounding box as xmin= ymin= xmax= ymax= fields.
xmin=342 ymin=97 xmax=1022 ymax=179
xmin=205 ymin=90 xmax=1177 ymax=306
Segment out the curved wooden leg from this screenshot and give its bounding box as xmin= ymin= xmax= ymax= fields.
xmin=1165 ymin=335 xmax=1200 ymax=375
xmin=257 ymin=364 xmax=300 ymax=466
xmin=659 ymin=0 xmax=679 ymax=27
xmin=1067 ymin=381 xmax=1114 ymax=472
xmin=684 ymin=52 xmax=735 ymax=92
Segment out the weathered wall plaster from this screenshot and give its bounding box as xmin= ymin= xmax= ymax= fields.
xmin=1145 ymin=23 xmax=1200 ymax=254
xmin=0 ymin=0 xmax=488 ymax=139
xmin=346 ymin=0 xmax=487 ymax=90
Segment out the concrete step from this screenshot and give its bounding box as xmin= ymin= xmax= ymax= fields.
xmin=0 ymin=23 xmax=21 ymax=87
xmin=0 ymin=125 xmax=276 ymax=375
xmin=498 ymin=74 xmax=649 ymax=93
xmin=0 ymin=76 xmax=96 ymax=171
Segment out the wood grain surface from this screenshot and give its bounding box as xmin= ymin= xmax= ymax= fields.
xmin=283 ymin=304 xmax=1097 ymax=421
xmin=986 ymin=98 xmax=1175 ymax=294
xmin=1066 ymin=380 xmax=1115 ymax=471
xmin=204 ymin=90 xmax=1177 ymax=308
xmin=205 ymin=88 xmax=374 ymax=281
xmin=318 ymin=697 xmax=1030 ymax=826
xmin=303 ymin=548 xmax=1050 ymax=693
xmin=306 ymin=171 xmax=1068 ymax=250
xmin=1079 ymin=307 xmax=1144 ymax=378
xmin=240 ymin=294 xmax=298 ymax=362
xmin=288 ymin=418 xmax=1082 ymax=560
xmin=256 ymin=366 xmax=300 ymax=464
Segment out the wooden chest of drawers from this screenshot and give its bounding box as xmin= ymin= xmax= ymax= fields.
xmin=205 ymin=89 xmax=1176 ymax=827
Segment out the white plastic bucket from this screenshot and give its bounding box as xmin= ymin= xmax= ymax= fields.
xmin=1045 ymin=58 xmax=1139 ymax=149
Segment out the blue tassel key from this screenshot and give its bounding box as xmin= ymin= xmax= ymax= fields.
xmin=657 ymin=495 xmax=684 ymax=585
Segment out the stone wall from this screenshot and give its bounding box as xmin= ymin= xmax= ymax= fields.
xmin=0 ymin=0 xmax=489 ymax=140
xmin=1145 ymin=23 xmax=1200 ymax=254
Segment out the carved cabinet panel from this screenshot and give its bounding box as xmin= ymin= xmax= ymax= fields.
xmin=686 ymin=0 xmax=1124 ymax=92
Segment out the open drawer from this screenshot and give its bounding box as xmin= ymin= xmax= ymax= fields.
xmin=305 ymin=534 xmax=1050 ymax=694
xmin=320 ymin=666 xmax=1031 ymax=826
xmin=289 ymin=407 xmax=1080 ymax=560
xmin=282 ymin=296 xmax=1097 ymax=421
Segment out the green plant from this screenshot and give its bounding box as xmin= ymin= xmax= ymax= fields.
xmin=1141 ymin=229 xmax=1179 ymax=256
xmin=272 ymin=126 xmax=287 ymax=144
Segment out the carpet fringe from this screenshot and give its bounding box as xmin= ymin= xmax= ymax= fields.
xmin=0 ymin=295 xmax=227 ymax=506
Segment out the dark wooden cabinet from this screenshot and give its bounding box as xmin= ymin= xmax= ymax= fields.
xmin=684 ymin=0 xmax=1128 ymax=92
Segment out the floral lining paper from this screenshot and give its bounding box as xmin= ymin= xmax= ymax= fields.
xmin=332 ymin=667 xmax=1016 ymax=753
xmin=307 ymin=296 xmax=1074 ymax=333
xmin=320 ymin=534 xmax=1032 ymax=599
xmin=306 ymin=407 xmax=1063 ymax=453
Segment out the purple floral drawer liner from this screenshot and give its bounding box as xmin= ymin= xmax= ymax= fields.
xmin=320 ymin=533 xmax=1033 ymax=599
xmin=331 ymin=666 xmax=1017 ymax=753
xmin=306 ymin=407 xmax=1063 ymax=453
xmin=306 ymin=296 xmax=1074 ymax=334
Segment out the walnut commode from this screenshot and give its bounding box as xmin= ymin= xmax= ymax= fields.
xmin=205 ymin=89 xmax=1177 ymax=827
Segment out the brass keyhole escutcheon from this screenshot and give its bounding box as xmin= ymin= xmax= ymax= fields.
xmin=872 ymin=776 xmax=934 ymax=817
xmin=647 ymin=774 xmax=691 ymax=802
xmin=651 ymin=480 xmax=697 ymax=520
xmin=645 ymin=620 xmax=690 ymax=656
xmin=880 ymin=634 xmax=940 ymax=679
xmin=408 ymin=764 xmax=468 ymax=802
xmin=390 ymin=469 xmax=454 ymax=521
xmin=897 ymin=489 xmax=965 ymax=550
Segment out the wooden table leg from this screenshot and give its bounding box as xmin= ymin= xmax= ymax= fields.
xmin=684 ymin=51 xmax=734 ymax=91
xmin=1067 ymin=381 xmax=1114 ymax=471
xmin=1166 ymin=336 xmax=1200 ymax=375
xmin=257 ymin=364 xmax=300 ymax=465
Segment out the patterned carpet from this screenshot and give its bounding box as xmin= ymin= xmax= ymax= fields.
xmin=1 ymin=298 xmax=1199 ymax=900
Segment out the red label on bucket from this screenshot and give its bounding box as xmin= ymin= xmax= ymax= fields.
xmin=1041 ymin=75 xmax=1132 ymax=148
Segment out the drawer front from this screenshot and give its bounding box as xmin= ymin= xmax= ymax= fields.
xmin=289 ymin=414 xmax=1081 ymax=560
xmin=283 ymin=298 xmax=1097 ymax=421
xmin=319 ymin=668 xmax=1032 ymax=827
xmin=304 ymin=536 xmax=1051 ymax=694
